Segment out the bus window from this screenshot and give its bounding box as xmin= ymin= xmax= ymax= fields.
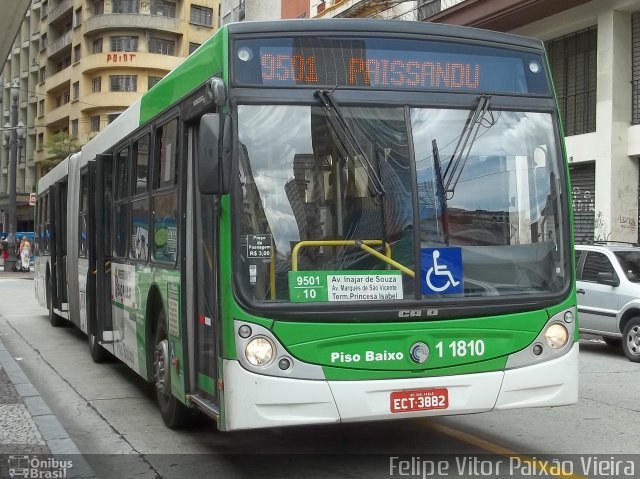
xmin=133 ymin=134 xmax=150 ymax=195
xmin=152 ymin=192 xmax=177 ymax=263
xmin=131 ymin=198 xmax=150 ymax=261
xmin=154 ymin=119 xmax=178 ymax=189
xmin=79 ymin=172 xmax=89 ymax=258
xmin=115 ymin=147 xmax=129 ymax=201
xmin=113 ymin=204 xmax=129 ymax=259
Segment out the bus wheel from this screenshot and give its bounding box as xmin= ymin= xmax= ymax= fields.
xmin=622 ymin=317 xmax=640 ymax=363
xmin=47 ymin=276 xmax=64 ymax=327
xmin=153 ymin=312 xmax=189 ymax=428
xmin=88 ymin=332 xmax=108 ymax=363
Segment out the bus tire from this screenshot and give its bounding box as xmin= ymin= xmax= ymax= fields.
xmin=47 ymin=275 xmax=65 ymax=328
xmin=622 ymin=317 xmax=640 ymax=362
xmin=153 ymin=311 xmax=190 ymax=429
xmin=88 ymin=332 xmax=108 ymax=363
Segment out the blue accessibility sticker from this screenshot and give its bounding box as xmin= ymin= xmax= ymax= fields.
xmin=421 ymin=247 xmax=464 ymax=295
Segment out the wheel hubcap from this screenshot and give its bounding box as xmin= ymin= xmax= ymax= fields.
xmin=626 ymin=326 xmax=640 ymax=356
xmin=154 ymin=339 xmax=170 ymax=394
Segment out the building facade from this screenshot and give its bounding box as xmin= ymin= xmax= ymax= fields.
xmin=428 ymin=0 xmax=640 ymax=245
xmin=0 ymin=0 xmax=219 ymax=232
xmin=311 ymin=0 xmax=463 ymax=20
xmin=219 ymin=1 xmax=311 ymax=26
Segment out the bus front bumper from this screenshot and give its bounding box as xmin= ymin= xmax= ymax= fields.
xmin=223 ymin=342 xmax=578 ymax=431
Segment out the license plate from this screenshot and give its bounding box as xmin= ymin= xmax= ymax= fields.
xmin=390 ymin=388 xmax=449 ymax=413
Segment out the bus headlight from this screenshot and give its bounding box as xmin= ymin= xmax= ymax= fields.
xmin=245 ymin=337 xmax=275 ymax=366
xmin=544 ymin=323 xmax=568 ymax=349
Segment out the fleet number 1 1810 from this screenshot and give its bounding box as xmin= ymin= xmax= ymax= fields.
xmin=435 ymin=339 xmax=485 ymax=358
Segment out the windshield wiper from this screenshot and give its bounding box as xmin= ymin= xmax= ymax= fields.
xmin=314 ymin=89 xmax=386 ymax=198
xmin=442 ymin=94 xmax=492 ymax=198
xmin=432 ymin=138 xmax=449 ymax=244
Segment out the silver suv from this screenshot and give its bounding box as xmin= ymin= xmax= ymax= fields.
xmin=575 ymin=243 xmax=640 ymax=362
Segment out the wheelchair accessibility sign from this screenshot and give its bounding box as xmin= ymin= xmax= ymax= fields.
xmin=421 ymin=247 xmax=464 ymax=295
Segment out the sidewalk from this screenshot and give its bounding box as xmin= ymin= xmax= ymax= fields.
xmin=0 ymin=274 xmax=96 ymax=478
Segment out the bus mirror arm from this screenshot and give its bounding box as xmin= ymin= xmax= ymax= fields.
xmin=198 ymin=113 xmax=231 ymax=195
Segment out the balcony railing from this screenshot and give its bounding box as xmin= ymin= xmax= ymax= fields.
xmin=84 ymin=13 xmax=178 ymax=34
xmin=47 ymin=31 xmax=72 ymax=57
xmin=48 ymin=0 xmax=73 ymax=23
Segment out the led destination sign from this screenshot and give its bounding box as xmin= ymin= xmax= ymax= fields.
xmin=260 ymin=54 xmax=481 ymax=90
xmin=233 ymin=37 xmax=550 ymax=94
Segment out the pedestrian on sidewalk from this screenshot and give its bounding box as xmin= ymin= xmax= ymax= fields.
xmin=0 ymin=236 xmax=7 ymax=263
xmin=19 ymin=236 xmax=31 ymax=272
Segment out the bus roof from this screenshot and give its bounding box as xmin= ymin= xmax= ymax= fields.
xmin=225 ymin=19 xmax=544 ymax=51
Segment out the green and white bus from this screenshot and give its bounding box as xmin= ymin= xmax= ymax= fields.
xmin=34 ymin=19 xmax=578 ymax=431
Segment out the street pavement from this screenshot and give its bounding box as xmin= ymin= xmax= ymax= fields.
xmin=0 ymin=267 xmax=95 ymax=478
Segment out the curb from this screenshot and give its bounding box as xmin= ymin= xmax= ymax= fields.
xmin=0 ymin=337 xmax=97 ymax=478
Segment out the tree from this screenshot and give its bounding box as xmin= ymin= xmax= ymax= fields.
xmin=40 ymin=132 xmax=84 ymax=171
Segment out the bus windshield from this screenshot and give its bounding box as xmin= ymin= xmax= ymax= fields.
xmin=236 ymin=103 xmax=566 ymax=305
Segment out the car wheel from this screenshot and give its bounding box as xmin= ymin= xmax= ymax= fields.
xmin=602 ymin=337 xmax=621 ymax=348
xmin=622 ymin=317 xmax=640 ymax=362
xmin=153 ymin=311 xmax=190 ymax=428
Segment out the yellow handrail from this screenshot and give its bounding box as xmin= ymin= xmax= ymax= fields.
xmin=291 ymin=239 xmax=414 ymax=277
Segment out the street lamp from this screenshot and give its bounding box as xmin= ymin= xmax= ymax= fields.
xmin=16 ymin=122 xmax=25 ymax=166
xmin=4 ymin=80 xmax=21 ymax=272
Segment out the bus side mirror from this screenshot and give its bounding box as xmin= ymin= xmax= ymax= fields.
xmin=198 ymin=113 xmax=231 ymax=195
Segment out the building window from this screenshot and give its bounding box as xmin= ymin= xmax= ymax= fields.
xmin=38 ymin=66 xmax=46 ymax=83
xmin=107 ymin=113 xmax=121 ymax=124
xmin=42 ymin=0 xmax=48 ymax=17
xmin=56 ymin=56 xmax=71 ymax=73
xmin=150 ymin=0 xmax=176 ymax=18
xmin=40 ymin=33 xmax=47 ymax=51
xmin=56 ymin=95 xmax=62 ymax=107
xmin=63 ymin=90 xmax=70 ymax=104
xmin=38 ymin=100 xmax=44 ymax=117
xmin=148 ymin=76 xmax=162 ymax=89
xmin=91 ymin=76 xmax=101 ymax=93
xmin=90 ymin=115 xmax=100 ymax=132
xmin=545 ymin=27 xmax=597 ymax=136
xmin=73 ymin=44 xmax=81 ymax=63
xmin=112 ymin=0 xmax=139 ymax=14
xmin=92 ymin=38 xmax=103 ymax=54
xmin=190 ymin=5 xmax=213 ymax=26
xmin=92 ymin=0 xmax=104 ymax=15
xmin=73 ymin=82 xmax=79 ymax=100
xmin=188 ymin=42 xmax=200 ymax=54
xmin=111 ymin=36 xmax=138 ymax=52
xmin=74 ymin=7 xmax=82 ymax=27
xmin=71 ymin=119 xmax=78 ymax=138
xmin=37 ymin=133 xmax=44 ymax=151
xmin=110 ymin=75 xmax=137 ymax=92
xmin=148 ymin=37 xmax=175 ymax=56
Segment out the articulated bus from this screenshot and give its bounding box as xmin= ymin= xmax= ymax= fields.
xmin=34 ymin=19 xmax=577 ymax=431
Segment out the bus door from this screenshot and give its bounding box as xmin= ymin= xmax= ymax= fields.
xmin=93 ymin=154 xmax=114 ymax=345
xmin=190 ymin=124 xmax=220 ymax=404
xmin=52 ymin=180 xmax=68 ymax=312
